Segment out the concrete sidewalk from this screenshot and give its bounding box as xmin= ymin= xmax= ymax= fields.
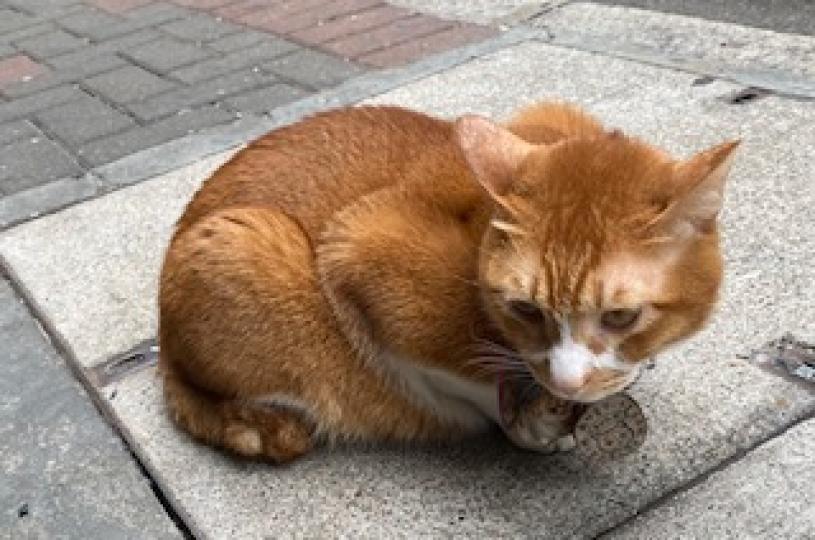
xmin=2 ymin=2 xmax=815 ymax=538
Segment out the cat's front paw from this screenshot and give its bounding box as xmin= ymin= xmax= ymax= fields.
xmin=503 ymin=409 xmax=574 ymax=453
xmin=499 ymin=382 xmax=581 ymax=454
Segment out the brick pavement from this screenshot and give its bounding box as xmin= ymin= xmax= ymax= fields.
xmin=0 ymin=0 xmax=497 ymax=227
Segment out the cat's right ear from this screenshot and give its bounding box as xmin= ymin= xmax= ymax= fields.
xmin=454 ymin=115 xmax=536 ymax=200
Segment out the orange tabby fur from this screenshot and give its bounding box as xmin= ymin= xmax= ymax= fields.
xmin=158 ymin=102 xmax=738 ymax=461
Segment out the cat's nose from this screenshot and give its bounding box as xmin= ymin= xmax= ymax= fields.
xmin=549 ymin=372 xmax=587 ymax=395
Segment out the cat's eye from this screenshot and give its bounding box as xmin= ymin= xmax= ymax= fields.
xmin=507 ymin=300 xmax=544 ymax=322
xmin=600 ymin=308 xmax=641 ymax=331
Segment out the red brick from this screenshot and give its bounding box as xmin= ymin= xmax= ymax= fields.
xmin=0 ymin=55 xmax=48 ymax=88
xmin=221 ymin=0 xmax=331 ymax=22
xmin=246 ymin=0 xmax=382 ymax=35
xmin=322 ymin=14 xmax=451 ymax=58
xmin=359 ymin=24 xmax=496 ymax=67
xmin=172 ymin=0 xmax=239 ymax=9
xmin=89 ymin=0 xmax=155 ymax=13
xmin=290 ymin=4 xmax=412 ymax=45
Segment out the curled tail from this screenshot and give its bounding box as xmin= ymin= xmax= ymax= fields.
xmin=159 ymin=359 xmax=314 ymax=463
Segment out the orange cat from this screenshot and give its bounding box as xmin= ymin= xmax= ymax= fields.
xmin=158 ymin=102 xmax=738 ymax=461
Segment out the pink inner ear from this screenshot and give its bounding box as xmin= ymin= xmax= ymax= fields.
xmin=454 ymin=114 xmax=536 ymax=198
xmin=656 ymin=140 xmax=740 ymax=236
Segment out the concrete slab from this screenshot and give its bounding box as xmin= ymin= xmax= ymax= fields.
xmin=1 ymin=40 xmax=814 ymax=537
xmin=537 ymin=3 xmax=815 ymax=94
xmin=0 ymin=150 xmax=236 ymax=367
xmin=0 ymin=280 xmax=180 ymax=539
xmin=610 ymin=418 xmax=815 ymax=539
xmin=365 ymin=40 xmax=708 ymax=118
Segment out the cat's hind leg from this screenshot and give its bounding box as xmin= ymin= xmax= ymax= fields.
xmin=160 ymin=360 xmax=314 ymax=462
xmin=159 ymin=206 xmax=329 ymax=462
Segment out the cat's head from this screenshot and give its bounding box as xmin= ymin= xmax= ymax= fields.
xmin=456 ymin=112 xmax=739 ymax=403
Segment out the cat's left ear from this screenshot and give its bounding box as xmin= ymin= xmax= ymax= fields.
xmin=454 ymin=114 xmax=537 ymax=200
xmin=659 ymin=140 xmax=740 ymax=237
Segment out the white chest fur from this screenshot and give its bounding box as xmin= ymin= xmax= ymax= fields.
xmin=381 ymin=350 xmax=499 ymax=432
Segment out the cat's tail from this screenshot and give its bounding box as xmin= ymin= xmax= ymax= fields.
xmin=506 ymin=101 xmax=606 ymax=144
xmin=159 ymin=359 xmax=314 ymax=462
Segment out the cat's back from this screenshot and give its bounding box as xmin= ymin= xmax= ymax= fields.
xmin=176 ymin=106 xmax=461 ymax=238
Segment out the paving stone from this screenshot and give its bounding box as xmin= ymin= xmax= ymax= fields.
xmin=0 ymin=55 xmax=48 ymax=88
xmin=323 ymin=15 xmax=452 ymax=59
xmin=0 ymin=280 xmax=182 ymax=539
xmin=206 ymin=29 xmax=268 ymax=53
xmin=610 ymin=418 xmax=815 ymax=539
xmin=223 ymin=83 xmax=308 ymax=114
xmin=169 ymin=38 xmax=298 ymax=84
xmin=36 ymin=94 xmax=135 ymax=147
xmin=56 ymin=6 xmax=122 ymax=37
xmin=77 ymin=105 xmax=235 ymax=166
xmin=0 ymin=84 xmax=84 ymax=123
xmin=245 ymin=0 xmax=382 ymax=34
xmin=159 ymin=13 xmax=241 ymax=42
xmin=263 ymin=48 xmax=363 ymax=89
xmin=2 ymin=54 xmax=125 ymax=98
xmin=172 ymin=0 xmax=236 ymax=8
xmin=0 ymin=23 xmax=57 ymax=46
xmin=358 ymin=24 xmax=496 ymax=67
xmin=3 ymin=0 xmax=83 ymax=16
xmin=0 ymin=137 xmax=82 ymax=194
xmin=60 ymin=2 xmax=188 ymax=40
xmin=215 ymin=0 xmax=327 ymax=20
xmin=122 ymin=2 xmax=191 ymax=25
xmin=291 ymin=4 xmax=413 ymax=45
xmin=0 ymin=119 xmax=39 ymax=145
xmin=124 ymin=37 xmax=211 ymax=73
xmin=83 ymin=64 xmax=176 ymax=104
xmin=0 ymin=174 xmax=98 ymax=229
xmin=89 ymin=0 xmax=155 ymax=13
xmin=0 ymin=9 xmax=37 ymax=33
xmin=0 ymin=153 xmax=231 ymax=365
xmin=47 ymin=29 xmax=160 ymax=70
xmin=13 ymin=29 xmax=87 ymax=58
xmin=127 ymin=69 xmax=276 ymax=121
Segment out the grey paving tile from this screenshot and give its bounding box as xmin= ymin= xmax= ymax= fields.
xmin=0 ymin=85 xmax=84 ymax=123
xmin=35 ymin=95 xmax=135 ymax=147
xmin=3 ymin=0 xmax=82 ymax=16
xmin=0 ymin=23 xmax=55 ymax=46
xmin=2 ymin=54 xmax=125 ymax=98
xmin=127 ymin=69 xmax=276 ymax=121
xmin=264 ymin=48 xmax=363 ymax=89
xmin=0 ymin=119 xmax=39 ymax=145
xmin=13 ymin=29 xmax=87 ymax=58
xmin=0 ymin=279 xmax=182 ymax=539
xmin=56 ymin=6 xmax=122 ymax=39
xmin=169 ymin=38 xmax=298 ymax=84
xmin=77 ymin=105 xmax=235 ymax=166
xmin=0 ymin=137 xmax=82 ymax=194
xmin=47 ymin=29 xmax=160 ymax=70
xmin=159 ymin=13 xmax=240 ymax=42
xmin=207 ymin=30 xmax=268 ymax=53
xmin=0 ymin=8 xmax=37 ymax=33
xmin=0 ymin=174 xmax=98 ymax=229
xmin=0 ymin=43 xmax=15 ymax=58
xmin=122 ymin=2 xmax=191 ymax=26
xmin=224 ymin=83 xmax=308 ymax=114
xmin=124 ymin=37 xmax=211 ymax=74
xmin=83 ymin=65 xmax=176 ymax=104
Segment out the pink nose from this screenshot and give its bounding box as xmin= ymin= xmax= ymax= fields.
xmin=549 ymin=373 xmax=587 ymax=395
